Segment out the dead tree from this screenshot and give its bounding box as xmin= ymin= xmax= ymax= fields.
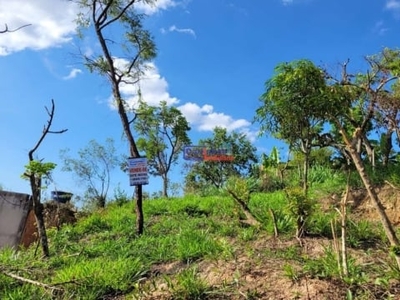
xmin=25 ymin=100 xmax=67 ymax=257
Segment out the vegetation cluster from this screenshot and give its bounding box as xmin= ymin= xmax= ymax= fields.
xmin=2 ymin=164 xmax=400 ymax=299
xmin=2 ymin=1 xmax=400 ymax=299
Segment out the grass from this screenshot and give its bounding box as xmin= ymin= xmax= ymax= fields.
xmin=165 ymin=266 xmax=212 ymax=300
xmin=0 ymin=196 xmax=240 ymax=299
xmin=0 ymin=175 xmax=399 ymax=299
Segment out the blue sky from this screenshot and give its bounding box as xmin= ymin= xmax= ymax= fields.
xmin=0 ymin=0 xmax=399 ymax=199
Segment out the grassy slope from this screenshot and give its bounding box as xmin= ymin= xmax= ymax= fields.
xmin=1 ymin=183 xmax=400 ymax=299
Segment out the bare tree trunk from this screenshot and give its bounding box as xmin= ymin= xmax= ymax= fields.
xmin=93 ymin=5 xmax=145 ymax=234
xmin=381 ymin=130 xmax=393 ymax=167
xmin=303 ymin=152 xmax=309 ymax=195
xmin=269 ymin=208 xmax=278 ymax=237
xmin=361 ymin=135 xmax=375 ymax=168
xmin=226 ymin=190 xmax=260 ymax=226
xmin=296 ymin=215 xmax=305 ymax=239
xmin=97 ymin=195 xmax=106 ymax=208
xmin=162 ymin=176 xmax=168 ymax=198
xmin=341 ymin=177 xmax=349 ymax=277
xmin=134 ymin=185 xmax=144 ymax=235
xmin=30 ymin=178 xmax=49 ymax=257
xmin=331 ymin=219 xmax=342 ymax=278
xmin=33 ymin=202 xmax=49 ymax=257
xmin=341 ymin=130 xmax=400 ymax=268
xmin=26 ymin=100 xmax=66 ymax=257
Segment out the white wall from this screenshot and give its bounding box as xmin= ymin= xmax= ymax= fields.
xmin=0 ymin=191 xmax=31 ymax=248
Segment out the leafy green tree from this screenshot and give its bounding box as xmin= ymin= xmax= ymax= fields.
xmin=254 ymin=147 xmax=287 ymax=192
xmin=324 ymin=50 xmax=400 ymax=266
xmin=60 ymin=138 xmax=120 ymax=208
xmin=255 ymin=60 xmax=329 ymax=194
xmin=369 ymin=48 xmax=400 ymax=167
xmin=284 ymin=186 xmax=316 ymax=238
xmin=76 ymin=0 xmax=156 ymax=234
xmin=255 ymin=52 xmax=400 ymax=260
xmin=185 ymin=127 xmax=258 ymax=194
xmin=134 ymin=100 xmax=191 ymax=197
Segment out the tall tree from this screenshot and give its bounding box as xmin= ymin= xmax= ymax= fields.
xmin=134 ymin=100 xmax=191 ymax=197
xmin=185 ymin=127 xmax=258 ymax=193
xmin=255 ymin=60 xmax=328 ymax=194
xmin=324 ymin=49 xmax=400 ymax=267
xmin=22 ymin=100 xmax=67 ymax=257
xmin=60 ymin=138 xmax=120 ymax=208
xmin=369 ymin=49 xmax=400 ymax=166
xmin=76 ymin=0 xmax=156 ymax=234
xmin=255 ymin=52 xmax=400 ymax=254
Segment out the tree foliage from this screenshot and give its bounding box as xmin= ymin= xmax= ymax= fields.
xmin=324 ymin=50 xmax=400 ymax=267
xmin=256 ymin=48 xmax=400 ymax=267
xmin=255 ymin=59 xmax=330 ymax=193
xmin=60 ymin=138 xmax=120 ymax=208
xmin=134 ymin=100 xmax=191 ymax=197
xmin=76 ymin=0 xmax=157 ymax=234
xmin=185 ymin=127 xmax=258 ymax=194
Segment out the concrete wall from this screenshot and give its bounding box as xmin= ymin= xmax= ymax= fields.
xmin=0 ymin=191 xmax=32 ymax=249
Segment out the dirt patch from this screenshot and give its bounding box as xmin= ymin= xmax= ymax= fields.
xmin=134 ymin=185 xmax=400 ymax=300
xmin=43 ymin=201 xmax=77 ymax=229
xmin=350 ymin=184 xmax=400 ymax=226
xmin=20 ymin=202 xmax=77 ymax=248
xmin=141 ymin=237 xmax=349 ymax=300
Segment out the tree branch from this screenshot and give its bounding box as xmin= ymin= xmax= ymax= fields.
xmin=1 ymin=269 xmax=63 ymax=294
xmin=28 ymin=99 xmax=68 ymax=161
xmin=99 ymin=0 xmax=137 ymax=30
xmin=0 ymin=23 xmax=31 ymax=33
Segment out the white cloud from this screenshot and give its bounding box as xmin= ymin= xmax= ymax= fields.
xmin=161 ymin=25 xmax=196 ymax=38
xmin=0 ymin=0 xmax=79 ymax=55
xmin=63 ymin=68 xmax=82 ymax=80
xmin=178 ymin=102 xmax=255 ymax=137
xmin=135 ymin=0 xmax=177 ymax=15
xmin=280 ymin=0 xmax=314 ymax=5
xmin=108 ymin=59 xmax=256 ymax=139
xmin=111 ymin=59 xmax=179 ymax=108
xmin=0 ymin=0 xmax=178 ymax=56
xmin=372 ymin=21 xmax=389 ymax=36
xmin=386 ymin=0 xmax=400 ymax=10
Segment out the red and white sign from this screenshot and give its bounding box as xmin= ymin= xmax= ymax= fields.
xmin=128 ymin=158 xmax=149 ymax=186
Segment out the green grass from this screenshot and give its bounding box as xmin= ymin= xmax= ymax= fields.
xmin=0 ymin=183 xmax=397 ymax=299
xmin=0 ymin=196 xmax=239 ymax=299
xmin=165 ymin=266 xmax=212 ymax=300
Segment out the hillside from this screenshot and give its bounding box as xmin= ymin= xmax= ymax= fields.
xmin=1 ymin=186 xmax=400 ymax=299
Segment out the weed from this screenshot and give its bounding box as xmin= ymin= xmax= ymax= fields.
xmin=346 ymin=219 xmax=383 ymax=249
xmin=54 ymin=257 xmax=147 ymax=298
xmin=239 ymin=227 xmax=259 ymax=242
xmin=166 ymin=266 xmax=211 ymax=300
xmin=307 ymin=211 xmax=335 ymax=238
xmin=283 ymin=263 xmax=300 ymax=282
xmin=275 ymin=213 xmax=294 ymax=234
xmin=303 ymin=245 xmax=341 ymax=279
xmin=241 ymin=288 xmax=263 ymax=299
xmin=175 ymin=229 xmax=221 ymax=263
xmin=75 ymin=213 xmax=112 ymax=235
xmin=1 ymin=191 xmax=399 ymax=299
xmin=285 ymin=187 xmax=316 ymax=238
